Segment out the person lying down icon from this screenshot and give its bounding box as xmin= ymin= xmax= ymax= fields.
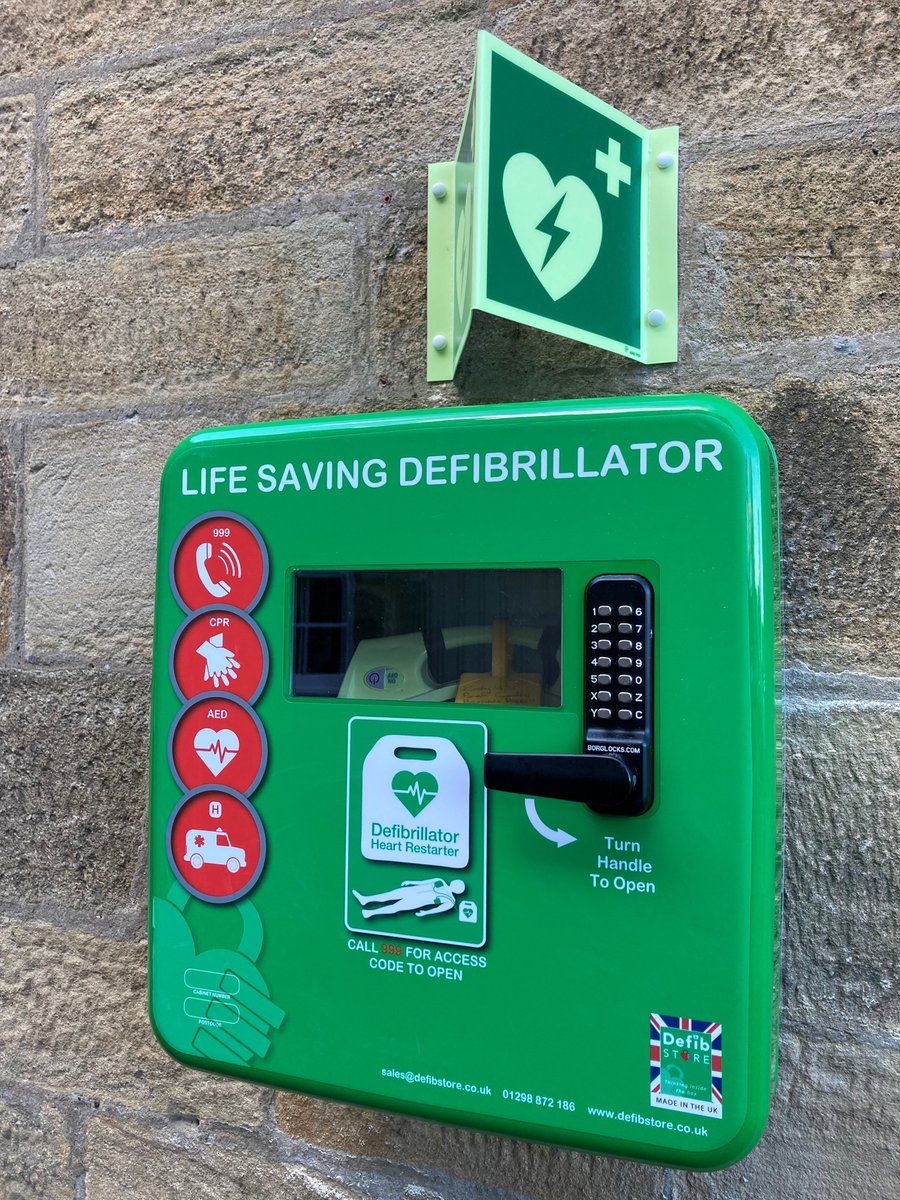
xmin=353 ymin=878 xmax=466 ymax=918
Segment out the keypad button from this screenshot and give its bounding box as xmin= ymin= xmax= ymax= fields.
xmin=595 ymin=639 xmax=612 ymax=650
xmin=618 ymin=622 xmax=633 ymax=634
xmin=596 ymin=657 xmax=612 ymax=668
xmin=596 ymin=605 xmax=612 ymax=616
xmin=618 ymin=605 xmax=633 ymax=616
xmin=596 ymin=674 xmax=612 ymax=685
xmin=618 ymin=656 xmax=633 ymax=668
xmin=595 ymin=622 xmax=612 ymax=633
xmin=618 ymin=639 xmax=633 ymax=651
xmin=618 ymin=674 xmax=633 ymax=685
xmin=618 ymin=691 xmax=633 ymax=703
xmin=618 ymin=708 xmax=633 ymax=720
xmin=596 ymin=691 xmax=612 ymax=702
xmin=597 ymin=708 xmax=612 ymax=719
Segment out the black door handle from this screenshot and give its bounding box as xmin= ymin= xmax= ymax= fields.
xmin=484 ymin=751 xmax=641 ymax=816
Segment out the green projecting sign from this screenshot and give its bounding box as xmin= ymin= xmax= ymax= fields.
xmin=427 ymin=33 xmax=679 ymax=380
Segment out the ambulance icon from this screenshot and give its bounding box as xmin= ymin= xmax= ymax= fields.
xmin=184 ymin=827 xmax=247 ymax=874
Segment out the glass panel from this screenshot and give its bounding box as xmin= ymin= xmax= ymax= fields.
xmin=292 ymin=568 xmax=561 ymax=706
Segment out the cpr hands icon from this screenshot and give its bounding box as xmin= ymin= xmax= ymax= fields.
xmin=196 ymin=633 xmax=241 ymax=688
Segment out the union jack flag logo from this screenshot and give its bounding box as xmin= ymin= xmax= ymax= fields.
xmin=650 ymin=1013 xmax=722 ymax=1119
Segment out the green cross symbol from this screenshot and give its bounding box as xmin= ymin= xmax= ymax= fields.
xmin=594 ymin=138 xmax=632 ymax=197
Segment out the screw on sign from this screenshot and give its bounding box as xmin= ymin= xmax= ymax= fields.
xmin=171 ymin=514 xmax=268 ymax=613
xmin=171 ymin=607 xmax=269 ymax=704
xmin=169 ymin=695 xmax=267 ymax=797
xmin=168 ymin=788 xmax=266 ymax=903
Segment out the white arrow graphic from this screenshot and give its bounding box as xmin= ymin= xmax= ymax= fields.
xmin=524 ymin=798 xmax=577 ymax=848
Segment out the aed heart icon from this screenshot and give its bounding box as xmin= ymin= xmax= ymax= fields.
xmin=170 ymin=695 xmax=266 ymax=797
xmin=391 ymin=770 xmax=439 ymax=817
xmin=502 ymin=153 xmax=603 ymax=301
xmin=194 ymin=727 xmax=240 ymax=777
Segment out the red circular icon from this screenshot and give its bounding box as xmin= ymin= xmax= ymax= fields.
xmin=170 ymin=607 xmax=269 ymax=704
xmin=169 ymin=695 xmax=267 ymax=797
xmin=171 ymin=513 xmax=268 ymax=613
xmin=167 ymin=787 xmax=266 ymax=903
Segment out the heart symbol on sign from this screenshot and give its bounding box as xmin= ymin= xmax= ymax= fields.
xmin=502 ymin=152 xmax=603 ymax=301
xmin=391 ymin=770 xmax=439 ymax=817
xmin=193 ymin=727 xmax=240 ymax=777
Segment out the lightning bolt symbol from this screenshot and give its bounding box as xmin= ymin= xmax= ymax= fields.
xmin=536 ymin=194 xmax=570 ymax=270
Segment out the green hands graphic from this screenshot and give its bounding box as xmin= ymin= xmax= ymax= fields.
xmin=152 ymin=885 xmax=285 ymax=1067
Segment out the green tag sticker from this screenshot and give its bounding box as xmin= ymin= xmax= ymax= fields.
xmin=486 ymin=53 xmax=643 ymax=350
xmin=346 ymin=717 xmax=487 ymax=948
xmin=427 ymin=32 xmax=679 ymax=380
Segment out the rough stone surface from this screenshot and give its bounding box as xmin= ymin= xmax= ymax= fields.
xmin=369 ymin=187 xmax=433 ymax=404
xmin=781 ymin=703 xmax=900 ymax=1033
xmin=720 ymin=365 xmax=900 ymax=676
xmin=0 ymin=95 xmax=33 ymax=253
xmin=0 ymin=426 xmax=15 ymax=656
xmin=672 ymin=1033 xmax=900 ymax=1199
xmin=0 ymin=916 xmax=265 ymax=1124
xmin=0 ymin=668 xmax=147 ymax=912
xmin=0 ymin=1 xmax=359 ymax=78
xmin=2 ymin=0 xmax=899 ymax=1195
xmin=682 ymin=129 xmax=900 ymax=351
xmin=47 ymin=2 xmax=481 ymax=233
xmin=489 ymin=1 xmax=900 ymax=136
xmin=24 ymin=416 xmax=200 ymax=662
xmin=0 ymin=1095 xmax=72 ymax=1200
xmin=276 ymin=1095 xmax=664 ymax=1199
xmin=84 ymin=1117 xmax=434 ymax=1200
xmin=0 ymin=219 xmax=355 ymax=409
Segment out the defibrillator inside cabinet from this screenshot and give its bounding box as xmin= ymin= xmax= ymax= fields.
xmin=149 ymin=396 xmax=781 ymax=1171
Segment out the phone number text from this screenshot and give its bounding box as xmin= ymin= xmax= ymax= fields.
xmin=502 ymin=1089 xmax=576 ymax=1111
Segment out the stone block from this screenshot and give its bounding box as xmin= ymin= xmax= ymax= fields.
xmin=489 ymin=1 xmax=900 ymax=136
xmin=0 ymin=1096 xmax=72 ymax=1200
xmin=368 ymin=189 xmax=437 ymax=404
xmin=0 ymin=95 xmax=33 ymax=252
xmin=722 ymin=365 xmax=900 ymax=677
xmin=672 ymin=1033 xmax=900 ymax=1199
xmin=0 ymin=1 xmax=343 ymax=77
xmin=0 ymin=426 xmax=15 ymax=656
xmin=682 ymin=130 xmax=900 ymax=350
xmin=24 ymin=416 xmax=199 ymax=661
xmin=0 ymin=916 xmax=265 ymax=1123
xmin=0 ymin=668 xmax=147 ymax=912
xmin=276 ymin=1093 xmax=664 ymax=1200
xmin=85 ymin=1116 xmax=416 ymax=1200
xmin=780 ymin=702 xmax=900 ymax=1034
xmin=0 ymin=219 xmax=355 ymax=410
xmin=47 ymin=1 xmax=481 ymax=233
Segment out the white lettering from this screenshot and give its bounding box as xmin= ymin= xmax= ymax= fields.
xmin=512 ymin=450 xmax=537 ymax=481
xmin=400 ymin=457 xmax=423 ymax=486
xmin=257 ymin=464 xmax=277 ymax=492
xmin=601 ymin=444 xmax=629 ymax=476
xmin=363 ymin=458 xmax=387 ymax=487
xmin=659 ymin=441 xmax=691 ymax=473
xmin=630 ymin=443 xmax=657 ymax=475
xmin=695 ymin=439 xmax=723 ymax=472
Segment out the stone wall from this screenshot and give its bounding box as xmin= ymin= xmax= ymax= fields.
xmin=0 ymin=2 xmax=898 ymax=1197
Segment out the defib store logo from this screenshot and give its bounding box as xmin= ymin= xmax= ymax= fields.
xmin=650 ymin=1015 xmax=723 ymax=1119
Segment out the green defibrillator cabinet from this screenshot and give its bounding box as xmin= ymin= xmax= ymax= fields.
xmin=149 ymin=396 xmax=781 ymax=1170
